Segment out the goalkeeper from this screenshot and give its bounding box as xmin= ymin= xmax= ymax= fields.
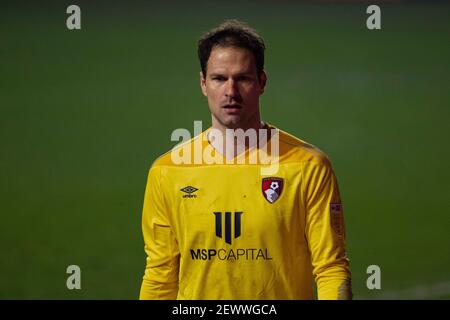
xmin=139 ymin=20 xmax=352 ymax=300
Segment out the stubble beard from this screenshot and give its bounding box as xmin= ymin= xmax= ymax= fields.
xmin=211 ymin=107 xmax=260 ymax=131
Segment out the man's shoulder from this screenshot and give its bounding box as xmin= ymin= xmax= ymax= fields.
xmin=150 ymin=132 xmax=202 ymax=169
xmin=148 ymin=126 xmax=334 ymax=170
xmin=276 ymin=127 xmax=332 ymax=168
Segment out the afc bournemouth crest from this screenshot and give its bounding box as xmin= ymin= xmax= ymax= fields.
xmin=262 ymin=177 xmax=284 ymax=204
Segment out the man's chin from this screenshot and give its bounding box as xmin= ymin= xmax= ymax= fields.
xmin=220 ymin=117 xmax=243 ymax=129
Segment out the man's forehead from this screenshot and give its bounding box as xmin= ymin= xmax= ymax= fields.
xmin=207 ymin=46 xmax=256 ymax=73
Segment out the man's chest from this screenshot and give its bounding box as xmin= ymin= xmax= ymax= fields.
xmin=161 ymin=165 xmax=306 ymax=246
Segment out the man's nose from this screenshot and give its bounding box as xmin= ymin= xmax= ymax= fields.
xmin=225 ymin=79 xmax=239 ymax=98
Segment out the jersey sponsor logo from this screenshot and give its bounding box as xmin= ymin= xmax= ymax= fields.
xmin=330 ymin=203 xmax=342 ymax=213
xmin=190 ymin=248 xmax=272 ymax=261
xmin=214 ymin=211 xmax=242 ymax=245
xmin=261 ymin=177 xmax=284 ymax=204
xmin=330 ymin=203 xmax=344 ymax=238
xmin=180 ymin=186 xmax=198 ymax=198
xmin=190 ymin=212 xmax=273 ymax=261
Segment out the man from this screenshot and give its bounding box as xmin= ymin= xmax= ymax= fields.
xmin=140 ymin=20 xmax=352 ymax=300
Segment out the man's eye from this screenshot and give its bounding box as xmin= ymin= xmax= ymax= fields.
xmin=213 ymin=77 xmax=226 ymax=81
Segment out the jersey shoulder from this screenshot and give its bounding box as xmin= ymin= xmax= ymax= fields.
xmin=276 ymin=127 xmax=332 ymax=167
xmin=149 ymin=132 xmax=202 ymax=168
xmin=148 ymin=126 xmax=333 ymax=168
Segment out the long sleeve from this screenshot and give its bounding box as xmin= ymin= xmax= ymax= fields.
xmin=303 ymin=158 xmax=352 ymax=300
xmin=139 ymin=165 xmax=180 ymax=300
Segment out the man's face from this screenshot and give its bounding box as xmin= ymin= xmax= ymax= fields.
xmin=200 ymin=46 xmax=267 ymax=130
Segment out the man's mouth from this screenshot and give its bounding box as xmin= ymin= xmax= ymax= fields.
xmin=222 ymin=104 xmax=242 ymax=115
xmin=222 ymin=104 xmax=242 ymax=109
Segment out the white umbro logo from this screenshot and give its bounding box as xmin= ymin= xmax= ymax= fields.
xmin=180 ymin=186 xmax=198 ymax=198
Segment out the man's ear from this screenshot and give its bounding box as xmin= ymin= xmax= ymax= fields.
xmin=259 ymin=70 xmax=267 ymax=95
xmin=200 ymin=71 xmax=207 ymax=97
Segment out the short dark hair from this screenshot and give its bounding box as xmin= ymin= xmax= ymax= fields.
xmin=197 ymin=19 xmax=266 ymax=77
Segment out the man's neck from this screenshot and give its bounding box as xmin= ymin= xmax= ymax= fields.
xmin=208 ymin=119 xmax=269 ymax=160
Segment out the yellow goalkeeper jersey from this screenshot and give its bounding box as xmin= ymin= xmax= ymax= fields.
xmin=140 ymin=125 xmax=351 ymax=300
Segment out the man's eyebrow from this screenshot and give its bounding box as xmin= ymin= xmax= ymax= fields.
xmin=209 ymin=72 xmax=253 ymax=78
xmin=209 ymin=73 xmax=226 ymax=77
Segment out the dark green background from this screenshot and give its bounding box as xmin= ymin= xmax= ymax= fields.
xmin=1 ymin=1 xmax=449 ymax=299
